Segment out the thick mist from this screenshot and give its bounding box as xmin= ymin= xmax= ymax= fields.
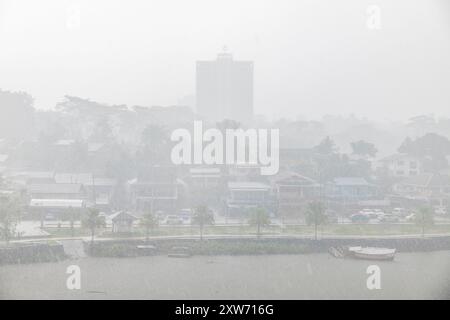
xmin=0 ymin=0 xmax=449 ymax=120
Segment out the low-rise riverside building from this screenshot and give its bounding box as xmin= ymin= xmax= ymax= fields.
xmin=225 ymin=181 xmax=273 ymax=215
xmin=326 ymin=177 xmax=378 ymax=201
xmin=271 ymin=172 xmax=321 ymax=218
xmin=128 ymin=165 xmax=180 ymax=215
xmin=28 ymin=198 xmax=86 ymax=221
xmin=110 ymin=211 xmax=138 ymax=233
xmin=392 ymin=173 xmax=450 ymax=208
xmin=183 ymin=166 xmax=223 ymax=205
xmin=27 ymin=183 xmax=86 ymax=200
xmin=378 ymin=153 xmax=423 ymax=178
xmin=55 ymin=173 xmax=117 ymax=211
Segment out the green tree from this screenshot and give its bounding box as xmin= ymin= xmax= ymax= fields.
xmin=306 ymin=201 xmax=327 ymax=240
xmin=0 ymin=197 xmax=20 ymax=245
xmin=136 ymin=124 xmax=171 ymax=177
xmin=398 ymin=133 xmax=450 ymax=172
xmin=216 ymin=119 xmax=241 ymax=168
xmin=89 ymin=118 xmax=114 ymax=143
xmin=140 ymin=124 xmax=170 ymax=162
xmin=415 ymin=207 xmax=434 ymax=238
xmin=350 ymin=140 xmax=378 ymax=158
xmin=140 ymin=211 xmax=159 ymax=241
xmin=248 ymin=207 xmax=270 ymax=238
xmin=82 ymin=208 xmax=106 ymax=245
xmin=216 ymin=119 xmax=241 ymax=132
xmin=314 ymin=136 xmax=337 ymax=155
xmin=192 ymin=205 xmax=214 ymax=240
xmin=68 ymin=207 xmax=75 ymax=237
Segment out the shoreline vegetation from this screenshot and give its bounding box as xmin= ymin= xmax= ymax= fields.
xmin=41 ymin=222 xmax=450 ymax=238
xmin=83 ymin=236 xmax=450 ymax=258
xmin=3 ymin=223 xmax=450 ymax=264
xmin=2 ymin=232 xmax=450 ymax=265
xmin=0 ymin=242 xmax=66 ymax=265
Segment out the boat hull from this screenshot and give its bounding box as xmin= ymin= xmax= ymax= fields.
xmin=352 ymin=251 xmax=395 ymax=261
xmin=329 ymin=246 xmax=397 ymax=261
xmin=168 ymin=253 xmax=191 ymax=258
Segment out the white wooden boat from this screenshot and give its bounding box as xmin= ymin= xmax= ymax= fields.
xmin=168 ymin=246 xmax=192 ymax=258
xmin=347 ymin=246 xmax=396 ymax=261
xmin=136 ymin=244 xmax=157 ymax=256
xmin=136 ymin=245 xmax=156 ymax=249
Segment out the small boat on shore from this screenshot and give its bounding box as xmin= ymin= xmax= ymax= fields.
xmin=168 ymin=246 xmax=192 ymax=258
xmin=348 ymin=246 xmax=396 ymax=261
xmin=136 ymin=244 xmax=157 ymax=255
xmin=136 ymin=245 xmax=156 ymax=250
xmin=329 ymin=246 xmax=396 ymax=261
xmin=328 ymin=246 xmax=346 ymax=258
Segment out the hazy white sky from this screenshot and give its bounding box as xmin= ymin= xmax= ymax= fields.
xmin=0 ymin=0 xmax=449 ymax=121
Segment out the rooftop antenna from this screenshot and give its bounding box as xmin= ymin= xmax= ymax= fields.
xmin=218 ymin=45 xmax=232 ymax=60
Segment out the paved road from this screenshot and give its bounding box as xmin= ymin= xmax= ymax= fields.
xmin=10 ymin=231 xmax=450 ymax=246
xmin=15 ymin=221 xmax=49 ymax=237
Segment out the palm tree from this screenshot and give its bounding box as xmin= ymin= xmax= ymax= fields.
xmin=216 ymin=119 xmax=241 ymax=166
xmin=306 ymin=201 xmax=327 ymax=240
xmin=82 ymin=208 xmax=106 ymax=245
xmin=248 ymin=207 xmax=270 ymax=238
xmin=0 ymin=197 xmax=19 ymax=245
xmin=216 ymin=119 xmax=241 ymax=132
xmin=140 ymin=211 xmax=158 ymax=241
xmin=136 ymin=124 xmax=171 ymax=178
xmin=139 ymin=124 xmax=170 ymax=164
xmin=68 ymin=207 xmax=75 ymax=237
xmin=192 ymin=205 xmax=214 ymax=240
xmin=416 ymin=207 xmax=434 ymax=238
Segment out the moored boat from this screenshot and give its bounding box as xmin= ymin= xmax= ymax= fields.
xmin=347 ymin=246 xmax=396 ymax=261
xmin=168 ymin=246 xmax=192 ymax=258
xmin=136 ymin=244 xmax=157 ymax=256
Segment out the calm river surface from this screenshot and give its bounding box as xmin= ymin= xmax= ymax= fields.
xmin=1 ymin=252 xmax=450 ymax=299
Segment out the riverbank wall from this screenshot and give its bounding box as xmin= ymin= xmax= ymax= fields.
xmin=83 ymin=235 xmax=450 ymax=257
xmin=0 ymin=242 xmax=66 ymax=265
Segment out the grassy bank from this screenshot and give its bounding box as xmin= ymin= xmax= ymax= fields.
xmin=42 ymin=223 xmax=450 ymax=239
xmin=84 ymin=238 xmax=315 ymax=257
xmin=0 ymin=242 xmax=67 ymax=265
xmin=84 ymin=233 xmax=450 ymax=258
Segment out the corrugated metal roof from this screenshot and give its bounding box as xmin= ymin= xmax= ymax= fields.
xmin=228 ymin=181 xmax=270 ymax=190
xmin=333 ymin=177 xmax=370 ymax=186
xmin=29 ymin=199 xmax=84 ymax=208
xmin=28 ymin=183 xmax=83 ymax=194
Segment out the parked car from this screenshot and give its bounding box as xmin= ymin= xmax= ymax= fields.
xmin=164 ymin=215 xmax=183 ymax=225
xmin=405 ymin=213 xmax=416 ymax=222
xmin=325 ymin=209 xmax=338 ymax=223
xmin=358 ymin=209 xmax=384 ymax=220
xmin=367 ymin=212 xmax=382 ymax=220
xmin=178 ymin=209 xmax=192 ymax=224
xmin=350 ymin=214 xmax=370 ymax=223
xmin=44 ymin=213 xmax=56 ymax=221
xmin=392 ymin=207 xmax=408 ymax=217
xmin=434 ymin=206 xmax=447 ymax=216
xmin=326 ymin=214 xmax=339 ymax=224
xmin=379 ymin=214 xmax=400 ymax=223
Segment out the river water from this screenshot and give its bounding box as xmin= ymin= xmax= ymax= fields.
xmin=1 ymin=251 xmax=450 ymax=299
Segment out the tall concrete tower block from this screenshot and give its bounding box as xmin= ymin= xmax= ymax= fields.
xmin=196 ymin=52 xmax=253 ymax=124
